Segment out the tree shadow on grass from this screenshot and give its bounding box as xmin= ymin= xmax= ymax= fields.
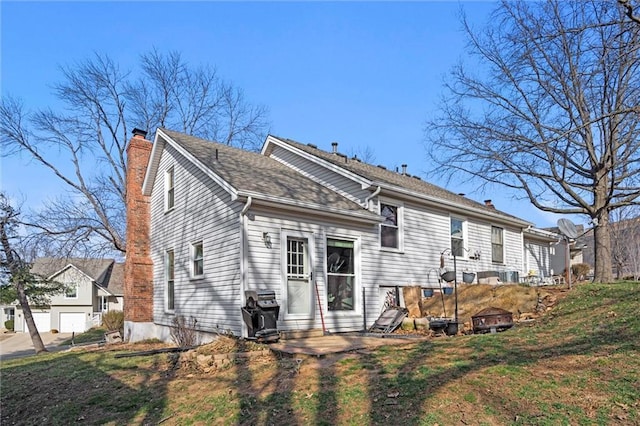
xmin=0 ymin=349 xmax=175 ymax=425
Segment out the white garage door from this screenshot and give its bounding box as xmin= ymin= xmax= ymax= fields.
xmin=24 ymin=312 xmax=51 ymax=332
xmin=60 ymin=313 xmax=88 ymax=333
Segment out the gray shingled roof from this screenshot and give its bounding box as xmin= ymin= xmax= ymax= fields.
xmin=30 ymin=258 xmax=123 ymax=296
xmin=160 ymin=129 xmax=377 ymax=217
xmin=270 ymin=136 xmax=529 ymax=224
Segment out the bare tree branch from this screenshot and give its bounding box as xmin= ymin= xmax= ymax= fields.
xmin=425 ymin=0 xmax=640 ymax=282
xmin=1 ymin=50 xmax=270 ymax=257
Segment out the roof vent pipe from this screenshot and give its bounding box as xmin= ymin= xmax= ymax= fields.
xmin=331 ymin=142 xmax=338 ymax=153
xmin=401 ymin=164 xmax=407 ymax=175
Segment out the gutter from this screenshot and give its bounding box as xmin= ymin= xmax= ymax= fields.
xmin=371 ymin=181 xmax=532 ymax=228
xmin=237 ymin=191 xmax=381 ymax=225
xmin=364 ymin=186 xmax=381 ymax=210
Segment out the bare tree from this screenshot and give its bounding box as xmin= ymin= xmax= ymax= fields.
xmin=425 ymin=0 xmax=640 ymax=283
xmin=0 ymin=194 xmax=67 ymax=354
xmin=0 ymin=50 xmax=270 ymax=256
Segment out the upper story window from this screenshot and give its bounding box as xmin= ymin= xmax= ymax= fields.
xmin=450 ymin=217 xmax=466 ymax=257
xmin=380 ymin=202 xmax=402 ymax=250
xmin=165 ymin=249 xmax=175 ymax=311
xmin=65 ymin=283 xmax=78 ymax=299
xmin=491 ymin=226 xmax=504 ymax=263
xmin=191 ymin=241 xmax=204 ymax=278
xmin=165 ymin=167 xmax=175 ymax=211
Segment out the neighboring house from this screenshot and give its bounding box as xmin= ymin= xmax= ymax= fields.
xmin=14 ymin=258 xmax=124 ymax=333
xmin=124 ymin=128 xmax=561 ymax=342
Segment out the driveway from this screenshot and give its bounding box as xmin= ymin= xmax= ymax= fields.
xmin=0 ymin=331 xmax=74 ymax=361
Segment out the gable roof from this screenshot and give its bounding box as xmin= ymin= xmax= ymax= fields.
xmin=143 ymin=128 xmax=380 ymax=223
xmin=265 ymin=135 xmax=531 ymax=226
xmin=30 ymin=258 xmax=123 ymax=296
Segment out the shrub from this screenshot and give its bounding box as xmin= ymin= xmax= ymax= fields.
xmin=170 ymin=315 xmax=199 ymax=347
xmin=571 ymin=263 xmax=591 ymax=281
xmin=102 ymin=310 xmax=124 ymax=333
xmin=4 ymin=319 xmax=14 ymax=331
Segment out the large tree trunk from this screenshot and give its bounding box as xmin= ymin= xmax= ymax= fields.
xmin=0 ymin=205 xmax=48 ymax=355
xmin=593 ymin=212 xmax=614 ymax=283
xmin=16 ymin=283 xmax=47 ymax=354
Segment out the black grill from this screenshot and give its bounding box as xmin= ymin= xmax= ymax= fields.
xmin=241 ymin=290 xmax=280 ymax=342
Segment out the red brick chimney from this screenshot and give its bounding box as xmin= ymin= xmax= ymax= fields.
xmin=484 ymin=199 xmax=495 ymax=209
xmin=124 ymin=128 xmax=153 ymax=323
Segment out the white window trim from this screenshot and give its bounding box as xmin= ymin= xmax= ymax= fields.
xmin=491 ymin=225 xmax=505 ymax=264
xmin=450 ymin=216 xmax=468 ymax=257
xmin=281 ymin=229 xmax=315 ymax=320
xmin=190 ymin=240 xmax=204 ymax=279
xmin=164 ymin=167 xmax=175 ymax=212
xmin=165 ymin=249 xmax=175 ymax=313
xmin=379 ymin=199 xmax=404 ymax=252
xmin=64 ymin=283 xmax=79 ymax=299
xmin=325 ymin=234 xmax=361 ymax=317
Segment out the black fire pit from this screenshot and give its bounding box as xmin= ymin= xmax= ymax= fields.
xmin=471 ymin=307 xmax=513 ymax=333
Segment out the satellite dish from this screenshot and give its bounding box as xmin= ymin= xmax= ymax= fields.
xmin=557 ymin=218 xmax=579 ymax=239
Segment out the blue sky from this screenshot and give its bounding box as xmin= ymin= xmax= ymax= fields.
xmin=1 ymin=1 xmax=563 ymax=228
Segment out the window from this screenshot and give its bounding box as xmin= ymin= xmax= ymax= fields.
xmin=65 ymin=283 xmax=78 ymax=299
xmin=191 ymin=241 xmax=204 ymax=278
xmin=165 ymin=249 xmax=175 ymax=311
xmin=492 ymin=226 xmax=504 ymax=263
xmin=450 ymin=217 xmax=465 ymax=257
xmin=380 ymin=203 xmax=400 ymax=249
xmin=327 ymin=238 xmax=355 ymax=311
xmin=99 ymin=296 xmax=108 ymax=312
xmin=4 ymin=308 xmax=14 ymax=321
xmin=165 ymin=167 xmax=175 ymax=211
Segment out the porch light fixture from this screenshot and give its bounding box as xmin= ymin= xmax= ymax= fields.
xmin=262 ymin=232 xmax=272 ymax=248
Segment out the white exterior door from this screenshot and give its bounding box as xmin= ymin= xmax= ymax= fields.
xmin=60 ymin=313 xmax=87 ymax=333
xmin=283 ymin=233 xmax=314 ymax=319
xmin=25 ymin=312 xmax=51 ymax=333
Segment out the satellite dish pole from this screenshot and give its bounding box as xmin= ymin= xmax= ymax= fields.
xmin=557 ymin=219 xmax=579 ymax=289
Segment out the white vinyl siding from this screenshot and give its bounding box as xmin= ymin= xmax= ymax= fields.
xmin=524 ymin=239 xmax=554 ymax=278
xmin=150 ymin=143 xmax=243 ymax=334
xmin=48 ymin=267 xmax=94 ymax=306
xmin=245 ymin=208 xmax=370 ymax=333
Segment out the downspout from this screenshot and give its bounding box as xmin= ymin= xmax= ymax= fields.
xmin=365 ymin=186 xmax=381 ymax=210
xmin=239 ymin=196 xmax=252 ymax=337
